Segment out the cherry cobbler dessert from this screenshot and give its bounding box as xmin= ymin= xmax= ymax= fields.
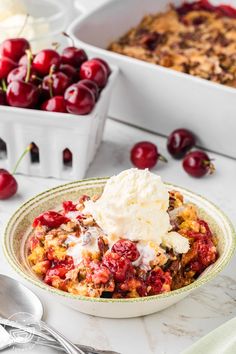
xmin=28 ymin=169 xmax=218 ymax=298
xmin=109 ymin=0 xmax=236 ymax=88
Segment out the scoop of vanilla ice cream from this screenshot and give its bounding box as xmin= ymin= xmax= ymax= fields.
xmin=0 ymin=0 xmax=26 ymax=21
xmin=84 ymin=168 xmax=171 ymax=243
xmin=162 ymin=231 xmax=189 ymax=254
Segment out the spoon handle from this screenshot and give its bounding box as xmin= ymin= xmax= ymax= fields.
xmin=40 ymin=320 xmax=85 ymax=354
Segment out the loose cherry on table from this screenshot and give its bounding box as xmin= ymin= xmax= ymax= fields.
xmin=42 ymin=72 xmax=71 ymax=97
xmin=0 ymin=169 xmax=18 ymax=200
xmin=6 ymin=80 xmax=39 ymax=108
xmin=61 ymin=46 xmax=88 ymax=68
xmin=41 ymin=96 xmax=67 ymax=113
xmin=0 ymin=38 xmax=30 ymax=62
xmin=130 ymin=141 xmax=167 ymax=169
xmin=0 ymin=57 xmax=17 ymax=79
xmin=64 ymin=83 xmax=95 ymax=115
xmin=183 ymin=150 xmax=215 ymax=177
xmin=80 ymin=59 xmax=108 ymax=88
xmin=167 ymin=128 xmax=196 ymax=159
xmin=33 ymin=49 xmax=61 ymax=76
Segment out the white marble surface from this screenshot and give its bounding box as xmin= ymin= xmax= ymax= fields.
xmin=1 ymin=118 xmax=236 ymax=354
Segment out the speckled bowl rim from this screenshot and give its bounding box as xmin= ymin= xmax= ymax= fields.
xmin=3 ymin=177 xmax=236 ymax=303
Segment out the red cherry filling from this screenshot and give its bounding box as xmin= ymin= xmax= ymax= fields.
xmin=0 ymin=169 xmax=18 ymax=200
xmin=112 ymin=239 xmax=140 ymax=261
xmin=44 ymin=257 xmax=74 ymax=284
xmin=146 ymin=268 xmax=172 ymax=295
xmin=131 ymin=141 xmax=167 ymax=169
xmin=0 ymin=38 xmax=30 ymax=62
xmin=32 ymin=211 xmax=70 ymax=228
xmin=33 ymin=49 xmax=61 ymax=76
xmin=183 ymin=150 xmax=215 ymax=177
xmin=80 ymin=59 xmax=108 ymax=88
xmin=64 ymin=83 xmax=95 ymax=115
xmin=41 ymin=96 xmax=67 ymax=113
xmin=102 ymin=252 xmax=133 ymax=282
xmin=6 ymin=80 xmax=39 ymax=108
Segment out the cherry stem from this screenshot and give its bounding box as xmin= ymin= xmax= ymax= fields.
xmin=25 ymin=49 xmax=32 ymax=83
xmin=52 ymin=42 xmax=60 ymax=51
xmin=62 ymin=32 xmax=75 ymax=47
xmin=17 ymin=13 xmax=29 ymax=37
xmin=203 ymin=160 xmax=215 ymax=175
xmin=1 ymin=79 xmax=7 ymax=92
xmin=12 ymin=144 xmax=33 ymax=175
xmin=48 ymin=65 xmax=56 ymax=98
xmin=158 ymin=154 xmax=168 ymax=163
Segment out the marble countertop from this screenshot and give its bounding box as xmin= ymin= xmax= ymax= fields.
xmin=1 ymin=118 xmax=236 ymax=354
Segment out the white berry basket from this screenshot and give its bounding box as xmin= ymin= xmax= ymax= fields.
xmin=0 ymin=66 xmax=118 ymax=180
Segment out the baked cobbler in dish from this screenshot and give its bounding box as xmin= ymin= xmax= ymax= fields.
xmin=27 ymin=169 xmax=218 ymax=298
xmin=109 ymin=0 xmax=236 ymax=87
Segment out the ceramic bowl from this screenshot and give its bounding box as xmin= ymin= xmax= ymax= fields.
xmin=3 ymin=178 xmax=236 ymax=318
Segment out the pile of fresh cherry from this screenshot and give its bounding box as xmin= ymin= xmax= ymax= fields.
xmin=131 ymin=128 xmax=215 ymax=178
xmin=0 ymin=37 xmax=111 ymax=114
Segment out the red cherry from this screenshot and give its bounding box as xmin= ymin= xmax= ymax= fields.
xmin=0 ymin=38 xmax=30 ymax=62
xmin=61 ymin=47 xmax=87 ymax=68
xmin=0 ymin=169 xmax=18 ymax=200
xmin=33 ymin=211 xmax=70 ymax=228
xmin=0 ymin=89 xmax=6 ymax=105
xmin=6 ymin=80 xmax=39 ymax=108
xmin=167 ymin=129 xmax=196 ymax=159
xmin=131 ymin=141 xmax=167 ymax=169
xmin=41 ymin=96 xmax=67 ymax=113
xmin=0 ymin=57 xmax=17 ymax=79
xmin=78 ymin=79 xmax=99 ymax=101
xmin=7 ymin=66 xmax=38 ymax=85
xmin=42 ymin=72 xmax=70 ymax=97
xmin=183 ymin=150 xmax=215 ymax=177
xmin=7 ymin=66 xmax=27 ymax=83
xmin=30 ymin=143 xmax=39 ymax=163
xmin=80 ymin=60 xmax=108 ymax=88
xmin=112 ymin=239 xmax=140 ymax=261
xmin=63 ymin=148 xmax=72 ymax=164
xmin=33 ymin=49 xmax=60 ymax=76
xmin=64 ymin=83 xmax=95 ymax=115
xmin=19 ymin=53 xmax=35 ymax=67
xmin=93 ymin=58 xmax=111 ymax=76
xmin=58 ymin=64 xmax=77 ymax=82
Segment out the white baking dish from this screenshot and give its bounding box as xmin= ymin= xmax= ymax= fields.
xmin=69 ymin=0 xmax=236 ymax=159
xmin=0 ymin=66 xmax=118 ymax=180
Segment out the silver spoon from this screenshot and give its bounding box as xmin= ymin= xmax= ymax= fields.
xmin=0 ymin=274 xmax=88 ymax=354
